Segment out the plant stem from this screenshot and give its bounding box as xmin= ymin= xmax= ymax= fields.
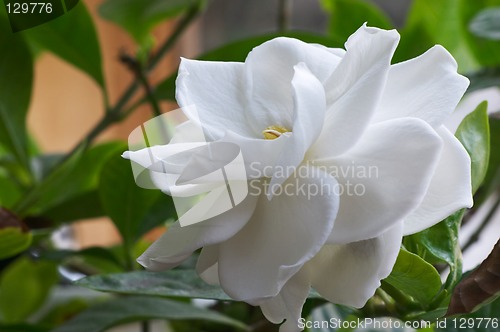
xmin=278 ymin=0 xmax=292 ymax=33
xmin=141 ymin=321 xmax=150 ymax=332
xmin=380 ymin=280 xmax=418 ymax=313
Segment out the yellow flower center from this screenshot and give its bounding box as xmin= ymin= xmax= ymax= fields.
xmin=262 ymin=125 xmax=291 ymax=140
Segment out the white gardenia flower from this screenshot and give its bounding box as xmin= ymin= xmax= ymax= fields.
xmin=125 ymin=24 xmax=472 ymax=331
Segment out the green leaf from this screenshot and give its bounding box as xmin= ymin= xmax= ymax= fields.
xmin=470 ymin=8 xmax=500 ymax=40
xmin=0 ymin=324 xmax=50 ymax=332
xmin=321 ymin=0 xmax=392 ymax=42
xmin=22 ymin=2 xmax=104 ymax=86
xmin=396 ymin=0 xmax=477 ymax=70
xmin=0 ymin=176 xmax=23 ymax=208
xmin=405 ymin=210 xmax=465 ymax=293
xmin=0 ymin=258 xmax=58 ymax=323
xmin=98 ymin=152 xmax=176 ymax=253
xmin=76 ymin=269 xmax=231 ymax=300
xmin=16 ymin=142 xmax=125 ymax=216
xmin=0 ymin=228 xmax=32 ymax=260
xmin=99 ymin=0 xmax=202 ymax=45
xmin=52 ymin=295 xmax=246 ymax=332
xmin=384 ymin=249 xmax=442 ymax=306
xmin=155 ymin=32 xmax=343 ymax=102
xmin=397 ymin=0 xmax=500 ymax=71
xmin=42 ymin=247 xmax=125 ymax=271
xmin=40 ymin=190 xmax=104 ymax=224
xmin=455 ymin=101 xmax=490 ymax=194
xmin=0 ymin=16 xmax=33 ymax=171
xmin=77 ymin=268 xmax=322 ymax=301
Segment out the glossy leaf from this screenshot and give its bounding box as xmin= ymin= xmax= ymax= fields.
xmin=0 ymin=258 xmax=58 ymax=323
xmin=0 ymin=16 xmax=33 ymax=171
xmin=52 ymin=295 xmax=246 ymax=332
xmin=78 ymin=268 xmax=321 ymax=302
xmin=155 ymin=32 xmax=343 ymax=102
xmin=321 ymin=0 xmax=392 ymax=41
xmin=470 ymin=8 xmax=500 ymax=40
xmin=474 ymin=117 xmax=500 ymax=207
xmin=447 ymin=238 xmax=500 ymax=316
xmin=42 ymin=247 xmax=125 ymax=271
xmin=77 ymin=268 xmax=231 ymax=301
xmin=384 ymin=249 xmax=442 ymax=305
xmin=99 ymin=0 xmax=201 ymax=44
xmin=22 ymin=2 xmax=104 ymax=86
xmin=455 ymin=101 xmax=490 ymax=194
xmin=405 ymin=210 xmax=465 ymax=293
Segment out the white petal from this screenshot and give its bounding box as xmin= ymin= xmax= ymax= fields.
xmin=324 ymin=117 xmax=442 ymax=243
xmin=244 ymin=37 xmax=341 ymax=132
xmin=176 ymin=58 xmax=256 ymax=140
xmin=137 ymin=194 xmax=258 ymax=271
xmin=196 ymin=245 xmax=220 ymax=285
xmin=374 ymin=45 xmax=470 ymax=127
xmin=307 ymin=222 xmax=403 ymax=308
xmin=220 ymin=130 xmax=290 ymax=179
xmin=403 ymin=126 xmax=473 ymax=235
xmin=268 ymin=63 xmax=326 ymax=196
xmin=309 ymin=24 xmax=400 ymax=159
xmin=217 ymin=165 xmax=339 ymax=302
xmin=260 ymin=269 xmax=311 ymax=332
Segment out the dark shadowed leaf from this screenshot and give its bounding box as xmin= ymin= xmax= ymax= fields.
xmin=0 ymin=16 xmax=33 ymax=171
xmin=99 ymin=154 xmax=176 ymax=247
xmin=41 ymin=190 xmax=104 ymax=224
xmin=52 ymin=295 xmax=246 ymax=332
xmin=22 ymin=2 xmax=104 ymax=86
xmin=16 ymin=142 xmax=125 ymax=216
